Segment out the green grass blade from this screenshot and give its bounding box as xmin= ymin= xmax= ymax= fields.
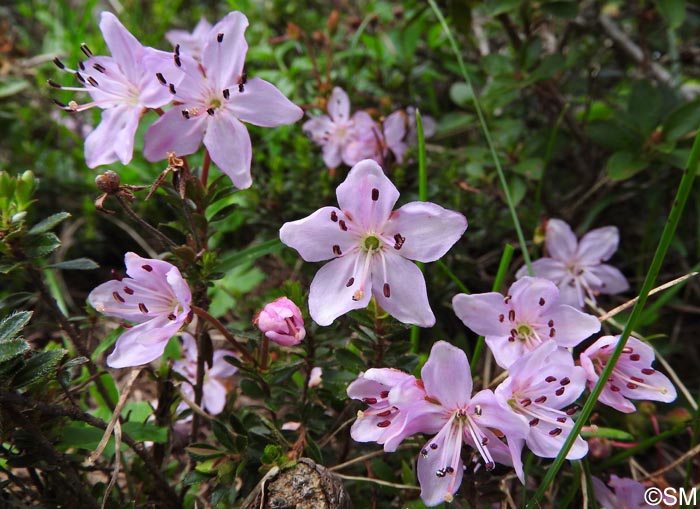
xmin=411 ymin=110 xmax=428 ymax=353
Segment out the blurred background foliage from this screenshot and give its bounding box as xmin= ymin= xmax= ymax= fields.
xmin=1 ymin=0 xmax=700 ymax=507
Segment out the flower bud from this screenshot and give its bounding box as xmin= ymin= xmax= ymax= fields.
xmin=254 ymin=297 xmax=305 ymax=346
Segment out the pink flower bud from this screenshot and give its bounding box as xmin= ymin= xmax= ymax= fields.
xmin=254 ymin=297 xmax=306 ymax=346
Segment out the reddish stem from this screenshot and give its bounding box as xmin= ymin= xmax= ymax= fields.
xmin=201 ymin=150 xmax=211 ymax=187
xmin=192 ymin=306 xmax=256 ymax=365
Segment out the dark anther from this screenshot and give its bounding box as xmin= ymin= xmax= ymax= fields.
xmin=498 ymin=314 xmax=504 ymax=322
xmin=112 ymin=291 xmax=125 ymax=303
xmin=534 ymin=396 xmax=547 ymax=403
xmin=474 ymin=405 xmax=482 ymax=416
xmin=380 ymin=390 xmax=389 ymax=398
xmin=339 ymin=220 xmax=348 ymax=231
xmin=631 ymin=376 xmax=644 ymax=383
xmin=510 ymin=328 xmax=518 ymax=337
xmin=504 ymin=295 xmax=512 ymax=304
xmin=376 ymin=420 xmax=391 ymax=428
xmin=383 ymin=283 xmax=391 ymax=298
xmin=435 ymin=469 xmax=446 ymax=478
xmin=622 ymin=347 xmax=633 ymax=354
xmin=377 ymin=410 xmax=392 ymax=417
xmin=566 ymin=406 xmax=579 ymax=415
xmin=430 ymin=443 xmax=438 ymax=450
xmin=557 ymin=417 xmax=567 ymax=423
xmin=539 ymin=297 xmax=545 ymax=306
xmin=168 ymin=313 xmax=176 ymax=320
xmin=241 ymin=72 xmax=247 ymax=84
xmin=47 ymin=79 xmax=62 ymax=89
xmin=238 ymin=83 xmax=245 ymax=93
xmin=217 ymin=33 xmax=224 ymax=43
xmin=169 ymin=83 xmax=177 ymax=94
xmin=548 ymin=319 xmax=555 ymax=327
xmin=371 ymin=188 xmax=379 ymax=201
xmin=93 ymin=63 xmax=106 ymax=73
xmin=520 ymin=398 xmax=531 ymax=407
xmin=641 ymin=368 xmax=655 ymax=375
xmin=142 ymin=264 xmax=153 ymax=272
xmin=508 ymin=337 xmax=515 ymax=342
xmin=393 ymin=233 xmax=405 ymax=250
xmin=87 ymin=76 xmax=99 ymax=87
xmin=223 ymin=88 xmax=230 ymax=99
xmin=508 ymin=310 xmax=515 ymax=321
xmin=481 ymin=437 xmax=489 ymax=446
xmin=123 ymin=287 xmax=134 ymax=295
xmin=630 ymin=354 xmax=641 ymax=361
xmin=445 ymin=466 xmax=455 ymax=474
xmin=78 ymin=60 xmax=85 ymax=71
xmin=362 ymin=397 xmax=377 ymax=404
xmin=549 ymin=428 xmax=563 ymax=437
xmin=529 ymin=418 xmax=539 ymax=427
xmin=545 ymin=376 xmax=556 ymax=383
xmin=421 ymin=449 xmax=428 ymax=457
xmin=610 ymin=385 xmax=621 ymax=392
xmin=345 ymin=277 xmax=354 ymax=287
xmin=330 ymin=211 xmax=338 ymax=222
xmin=174 ymin=47 xmax=181 ymax=67
xmin=555 ymin=387 xmax=565 ymax=396
xmin=138 ymin=303 xmax=149 ymax=313
xmin=332 ymin=244 xmax=342 ymax=256
xmin=485 ymin=462 xmax=495 ymax=471
xmin=53 ymin=57 xmax=65 ymax=69
xmin=560 ymin=377 xmax=570 ymax=385
xmin=181 ymin=110 xmax=190 ymax=119
xmin=549 ymin=328 xmax=556 ymax=337
xmin=75 ymin=72 xmax=86 ymax=83
xmin=156 ymin=73 xmax=167 ymax=85
xmin=207 ymin=108 xmax=215 ymax=116
xmin=80 ymin=43 xmax=93 ymax=57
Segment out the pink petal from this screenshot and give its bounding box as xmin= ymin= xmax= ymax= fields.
xmin=203 ymin=113 xmax=252 ymax=189
xmin=308 ymin=255 xmax=371 ymax=326
xmin=143 ymin=107 xmax=207 ymax=162
xmin=322 ymin=140 xmax=343 ymax=168
xmin=383 ymin=110 xmax=407 ymax=162
xmin=106 ymin=316 xmax=181 ymax=368
xmin=577 ymin=226 xmax=619 ymax=264
xmin=416 ymin=434 xmax=464 ymax=506
xmin=138 ymin=49 xmax=181 ymax=108
xmin=279 ymin=206 xmax=358 ymax=262
xmin=202 ymin=378 xmax=228 ymax=415
xmin=228 ymin=78 xmax=303 ymax=127
xmin=303 ymin=115 xmax=333 ymax=143
xmin=517 ymin=258 xmax=568 ymax=284
xmin=84 ymin=106 xmax=140 ymax=167
xmin=383 ymin=202 xmax=467 ymax=262
xmin=546 ymin=304 xmax=600 ymax=348
xmin=99 ymin=12 xmax=144 ymax=81
xmin=88 ymin=279 xmax=149 ymax=322
xmin=336 ymin=159 xmax=399 ymax=231
xmin=371 ymin=252 xmax=435 ymax=326
xmin=125 ymin=252 xmax=178 ymax=286
xmin=484 ymin=335 xmax=526 ymax=370
xmin=328 ymin=87 xmax=350 ymax=123
xmin=592 ymin=477 xmax=619 ymax=508
xmin=201 ymin=11 xmax=248 ymax=90
xmin=510 ymin=277 xmax=561 ymax=319
xmin=209 ymin=350 xmax=237 ymax=378
xmin=587 ymin=264 xmax=630 ymax=294
xmin=421 ymin=341 xmax=472 ymax=408
xmin=527 ymin=416 xmax=589 ymax=459
xmin=452 ymin=292 xmax=511 ymax=337
xmin=545 ymin=219 xmax=578 ymax=261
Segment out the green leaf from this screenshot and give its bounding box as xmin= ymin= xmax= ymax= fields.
xmin=23 ymin=232 xmax=61 ymax=258
xmin=212 ymin=420 xmax=238 ymax=452
xmin=662 ymin=100 xmax=700 ymax=141
xmin=483 ymin=0 xmax=523 ymax=16
xmin=0 ymin=339 xmax=29 ymax=363
xmin=121 ymin=421 xmax=168 ymax=443
xmin=48 ymin=258 xmax=99 ymax=270
xmin=606 ymin=151 xmax=648 ymax=181
xmin=506 ymin=175 xmax=526 ymax=206
xmin=0 ymin=311 xmax=32 ymax=342
xmin=541 ymin=1 xmax=579 ymax=18
xmin=628 ymin=81 xmax=663 ymax=136
xmin=0 ymin=78 xmax=29 ymax=98
xmin=449 ymin=82 xmax=473 ymax=107
xmin=581 ymin=427 xmax=635 ymax=441
xmin=216 ymin=239 xmax=284 ymax=272
xmin=655 ymin=0 xmax=686 ymax=29
xmin=13 ymin=349 xmax=67 ymax=388
xmin=28 ymin=212 xmax=71 ymax=235
xmin=186 ymin=443 xmax=226 ymax=461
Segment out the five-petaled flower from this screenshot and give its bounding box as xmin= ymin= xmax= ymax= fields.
xmin=580 ymin=335 xmax=677 ymax=413
xmin=88 ymin=252 xmax=192 ymax=368
xmin=279 ymin=159 xmax=467 ymax=326
xmin=494 ymin=342 xmax=588 ymax=460
xmin=592 ymin=475 xmax=662 ymax=509
xmin=516 ymin=218 xmax=629 ymax=309
xmin=173 ymin=333 xmax=237 ymax=415
xmin=144 ymin=11 xmax=303 ymax=189
xmin=165 ymin=17 xmax=213 ymax=61
xmin=50 ymin=12 xmax=177 ymax=168
xmin=452 ymin=276 xmax=600 ymax=369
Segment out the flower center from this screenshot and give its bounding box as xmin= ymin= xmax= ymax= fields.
xmin=363 ymin=235 xmax=381 ymax=252
xmin=210 ymin=97 xmax=222 ymax=110
xmin=517 ymin=324 xmax=533 ymax=339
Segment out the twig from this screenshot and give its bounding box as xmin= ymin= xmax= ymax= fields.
xmin=329 ymin=444 xmax=417 ymax=472
xmin=114 ymin=194 xmax=177 ymax=249
xmin=332 ymin=473 xmax=419 ymax=490
xmin=192 ymin=306 xmax=256 ymax=365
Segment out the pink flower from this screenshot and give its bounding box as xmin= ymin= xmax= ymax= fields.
xmin=303 ymin=87 xmax=369 ymax=168
xmin=452 ymin=277 xmax=600 ymax=369
xmin=144 ymin=12 xmax=303 ymax=189
xmin=279 ymin=159 xmax=467 ymax=326
xmin=253 ymin=297 xmax=306 ymax=346
xmin=51 ymin=12 xmax=177 ymax=168
xmin=343 ymin=110 xmax=408 ymax=166
xmin=494 ymin=342 xmax=588 ymax=460
xmin=516 ymin=219 xmax=629 ymax=309
xmin=165 ymin=17 xmax=213 ymax=61
xmin=413 ymin=342 xmax=528 ymax=505
xmin=592 ymin=475 xmax=662 ymax=508
xmin=347 ymin=368 xmax=427 ymax=452
xmin=173 ymin=333 xmax=237 ymax=415
xmin=580 ymin=335 xmax=676 ymax=413
xmin=88 ymin=252 xmax=192 ymax=368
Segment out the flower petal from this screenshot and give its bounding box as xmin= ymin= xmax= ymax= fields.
xmin=328 ymin=87 xmax=351 ymax=123
xmin=228 ymin=78 xmax=303 ymax=127
xmin=452 ymin=292 xmax=510 ymax=337
xmin=545 ymin=304 xmax=600 ymax=348
xmin=202 ymin=379 xmax=228 ymax=415
xmin=201 ymin=11 xmax=248 ymax=90
xmin=84 ymin=106 xmax=140 ymax=167
xmin=144 ymin=107 xmax=207 ymax=162
xmin=577 ymin=226 xmax=619 ymax=264
xmin=510 ymin=276 xmax=561 ymax=319
xmin=308 ymin=255 xmax=371 ymax=326
xmin=587 ymin=264 xmax=630 ymax=294
xmin=303 ymin=115 xmax=333 ymax=143
xmin=204 ymin=113 xmax=253 ymax=189
xmin=106 ymin=316 xmax=181 ymax=368
xmin=372 ymin=252 xmax=435 ymax=327
xmin=421 ymin=341 xmax=472 ymax=408
xmin=280 ymin=206 xmax=358 ymax=262
xmin=545 ymin=219 xmax=577 ymax=261
xmin=336 ymin=159 xmax=399 ymax=231
xmin=383 ymin=202 xmax=467 ymax=262
xmin=417 ymin=435 xmax=464 ymax=506
xmin=99 ymin=12 xmax=144 ymax=81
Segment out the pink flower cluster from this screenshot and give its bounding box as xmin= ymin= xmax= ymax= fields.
xmin=303 ymin=87 xmax=435 ymax=169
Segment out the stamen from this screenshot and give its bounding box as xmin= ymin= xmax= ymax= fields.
xmin=548 ymin=319 xmax=554 ymax=327
xmin=345 ymin=277 xmax=354 ymax=287
xmin=539 ymin=297 xmax=545 ymax=306
xmin=138 ymin=303 xmax=149 ymax=313
xmin=80 ymin=43 xmax=93 ymax=57
xmin=53 ymin=57 xmax=65 ymax=69
xmin=78 ymin=60 xmax=85 ymax=71
xmin=556 ymin=417 xmax=567 ymax=423
xmin=555 ymin=387 xmax=565 ymax=396
xmin=207 ymin=108 xmax=215 ymax=116
xmin=169 ymin=83 xmax=177 ymax=94
xmin=175 ymin=44 xmax=180 ymax=56
xmin=545 ymin=376 xmax=556 ymax=383
xmin=421 ymin=449 xmax=428 ymax=457
xmin=549 ymin=328 xmax=556 ymax=337
xmin=93 ymin=63 xmax=106 ymax=73
xmin=383 ymin=283 xmax=391 ymax=298
xmin=217 ymin=33 xmax=224 ymax=43
xmin=610 ymin=385 xmax=621 ymax=392
xmin=498 ymin=314 xmax=505 ymax=322
xmin=156 ymin=73 xmax=167 ymax=85
xmin=393 ymin=233 xmax=405 ymax=250
xmin=362 ymin=397 xmax=377 ymax=404
xmin=560 ymin=377 xmax=570 ymax=385
xmin=534 ymin=396 xmax=547 ymax=404
xmin=626 ymin=383 xmax=638 ymax=390
xmin=75 ymin=72 xmax=86 ymax=83
xmin=181 ymin=110 xmax=190 ymax=119
xmin=377 ymin=410 xmax=392 ymax=417
xmin=238 ymin=83 xmax=245 ymax=93
xmin=371 ymin=188 xmax=379 ymax=201
xmin=87 ymin=76 xmax=99 ymax=87
xmin=566 ymin=406 xmax=579 ymax=415
xmin=168 ymin=313 xmax=176 ymax=320
xmin=112 ymin=292 xmax=125 ymax=303
xmin=123 ymin=287 xmax=134 ymax=295
xmin=330 ymin=211 xmax=338 ymax=222
xmin=549 ymin=428 xmax=563 ymax=436
xmin=508 ymin=310 xmax=515 ymax=321
xmin=223 ymin=88 xmax=230 ymax=99
xmin=380 ymin=390 xmax=389 ymax=398
xmin=529 ymin=418 xmax=539 ymax=427
xmin=430 ymin=443 xmax=438 ymax=450
xmin=47 ymin=79 xmax=62 ymax=88
xmin=630 ymin=354 xmax=641 ymax=361
xmin=332 ymin=245 xmax=342 ymax=256
xmin=174 ymin=46 xmax=181 ymax=67
xmin=376 ymin=420 xmax=391 ymax=428
xmin=641 ymin=368 xmax=655 ymax=375
xmin=520 ymin=398 xmax=532 ymax=407
xmin=504 ymin=295 xmax=512 ymax=304
xmin=474 ymin=405 xmax=482 ymax=416
xmin=339 ymin=220 xmax=348 ymax=231
xmin=142 ymin=264 xmax=153 ymax=272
